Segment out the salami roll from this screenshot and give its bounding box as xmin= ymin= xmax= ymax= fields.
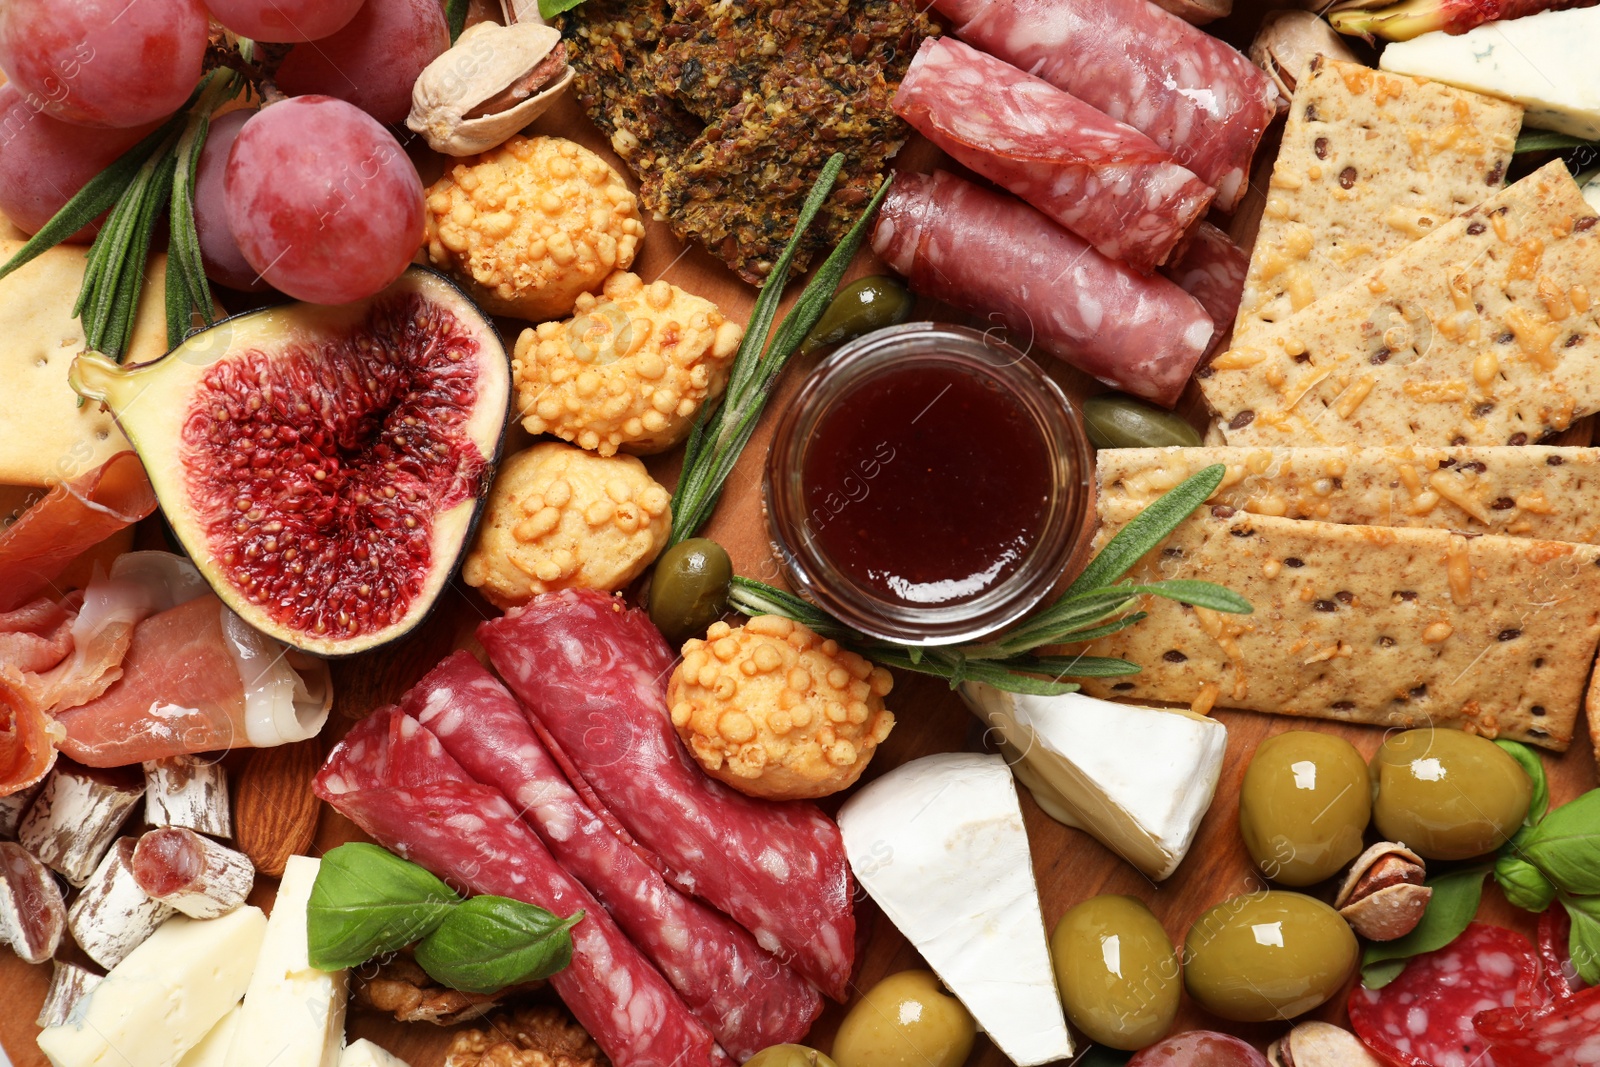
xmin=1160 ymin=221 xmax=1250 ymax=346
xmin=1349 ymin=923 xmax=1540 ymax=1067
xmin=871 ymin=170 xmax=1214 ymax=407
xmin=316 ymin=708 xmax=728 ymax=1067
xmin=478 ymin=589 xmax=859 ymax=1003
xmin=893 ymin=37 xmax=1214 ymax=273
xmin=402 ymin=651 xmax=822 ymax=1060
xmin=932 ymin=0 xmax=1280 ymax=210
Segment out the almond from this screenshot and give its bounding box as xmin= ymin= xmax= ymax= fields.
xmin=232 ymin=740 xmax=321 ymax=877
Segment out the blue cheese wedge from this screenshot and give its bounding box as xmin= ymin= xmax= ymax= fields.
xmin=37 ymin=908 xmax=267 ymax=1067
xmin=962 ymin=685 xmax=1227 ymax=881
xmin=1379 ymin=8 xmax=1600 ymax=138
xmin=837 ymin=752 xmax=1073 ymax=1066
xmin=338 ymin=1041 xmax=411 ymax=1067
xmin=226 ymin=855 xmax=348 ymax=1067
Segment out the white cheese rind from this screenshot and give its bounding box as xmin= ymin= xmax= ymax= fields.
xmin=225 ymin=854 xmax=348 ymax=1067
xmin=339 ymin=1040 xmax=413 ymax=1067
xmin=961 ymin=685 xmax=1227 ymax=881
xmin=36 ymin=907 xmax=267 ymax=1067
xmin=1379 ymin=9 xmax=1600 ymax=138
xmin=179 ymin=1005 xmax=243 ymax=1067
xmin=1581 ymin=169 xmax=1600 ymax=214
xmin=838 ymin=752 xmax=1073 ymax=1066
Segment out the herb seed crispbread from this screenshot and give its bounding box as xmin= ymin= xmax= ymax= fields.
xmin=1074 ymin=507 xmax=1600 ymax=750
xmin=1201 ymin=162 xmax=1600 ymax=448
xmin=1098 ymin=446 xmax=1600 ymax=542
xmin=1231 ymin=57 xmax=1521 ymax=345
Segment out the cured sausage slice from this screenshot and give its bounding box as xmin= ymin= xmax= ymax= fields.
xmin=1162 ymin=221 xmax=1251 ymax=347
xmin=316 ymin=706 xmax=728 ymax=1067
xmin=1537 ymin=904 xmax=1589 ymax=1004
xmin=1475 ymin=985 xmax=1600 ymax=1067
xmin=893 ymin=37 xmax=1214 ymax=273
xmin=478 ymin=589 xmax=858 ymax=1002
xmin=871 ymin=169 xmax=1214 ymax=407
xmin=1349 ymin=923 xmax=1540 ymax=1067
xmin=931 ymin=0 xmax=1281 ymax=211
xmin=401 ymin=651 xmax=822 ymax=1060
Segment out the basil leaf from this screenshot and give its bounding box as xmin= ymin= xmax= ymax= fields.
xmin=1361 ymin=866 xmax=1488 ymax=989
xmin=539 ymin=0 xmax=588 ymax=17
xmin=306 ymin=843 xmax=462 ymax=971
xmin=415 ymin=896 xmax=582 ymax=994
xmin=1494 ymin=739 xmax=1548 ymax=827
xmin=1495 ymin=854 xmax=1556 ymax=912
xmin=1563 ymin=894 xmax=1600 ymax=985
xmin=1522 ymin=790 xmax=1600 ymax=895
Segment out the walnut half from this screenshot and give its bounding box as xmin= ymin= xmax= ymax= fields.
xmin=444 ymin=1006 xmax=608 ymax=1067
xmin=352 ymin=957 xmax=526 ymax=1026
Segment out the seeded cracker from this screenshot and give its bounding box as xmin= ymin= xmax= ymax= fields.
xmin=1231 ymin=57 xmax=1520 ymax=345
xmin=1201 ymin=162 xmax=1600 ymax=448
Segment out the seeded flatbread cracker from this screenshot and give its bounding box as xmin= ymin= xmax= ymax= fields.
xmin=1098 ymin=445 xmax=1600 ymax=542
xmin=1074 ymin=506 xmax=1600 ymax=750
xmin=1233 ymin=57 xmax=1521 ymax=345
xmin=1201 ymin=162 xmax=1600 ymax=448
xmin=0 ymin=241 xmax=168 ymax=487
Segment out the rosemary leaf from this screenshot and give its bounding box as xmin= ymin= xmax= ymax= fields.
xmin=1067 ymin=463 xmax=1227 ymax=595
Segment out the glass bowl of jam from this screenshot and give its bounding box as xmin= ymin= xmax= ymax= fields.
xmin=764 ymin=323 xmax=1094 ymax=646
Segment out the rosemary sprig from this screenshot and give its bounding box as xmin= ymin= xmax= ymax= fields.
xmin=728 ymin=464 xmax=1250 ymax=695
xmin=670 ymin=153 xmax=893 ymax=546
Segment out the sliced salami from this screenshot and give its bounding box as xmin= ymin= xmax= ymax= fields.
xmin=1349 ymin=923 xmax=1540 ymax=1067
xmin=401 ymin=651 xmax=822 ymax=1060
xmin=478 ymin=589 xmax=858 ymax=1002
xmin=1538 ymin=904 xmax=1589 ymax=1004
xmin=892 ymin=37 xmax=1214 ymax=273
xmin=871 ymin=169 xmax=1214 ymax=407
xmin=931 ymin=0 xmax=1281 ymax=211
xmin=315 ymin=707 xmax=728 ymax=1067
xmin=0 ymin=840 xmax=66 ymax=964
xmin=1475 ymin=984 xmax=1600 ymax=1067
xmin=1161 ymin=221 xmax=1251 ymax=347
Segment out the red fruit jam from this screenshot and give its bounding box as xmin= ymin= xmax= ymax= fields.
xmin=802 ymin=363 xmax=1051 ymax=606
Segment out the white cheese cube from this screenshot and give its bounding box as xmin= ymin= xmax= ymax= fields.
xmin=226 ymin=855 xmax=348 ymax=1067
xmin=1379 ymin=9 xmax=1600 ymax=139
xmin=37 ymin=908 xmax=267 ymax=1067
xmin=962 ymin=684 xmax=1227 ymax=881
xmin=838 ymin=752 xmax=1073 ymax=1066
xmin=339 ymin=1040 xmax=412 ymax=1067
xmin=179 ymin=1005 xmax=242 ymax=1067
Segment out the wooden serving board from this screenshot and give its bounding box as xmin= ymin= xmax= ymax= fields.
xmin=3 ymin=26 xmax=1595 ymax=1067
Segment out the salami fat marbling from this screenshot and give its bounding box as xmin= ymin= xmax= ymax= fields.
xmin=1161 ymin=221 xmax=1250 ymax=346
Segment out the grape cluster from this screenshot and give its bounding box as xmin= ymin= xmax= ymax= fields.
xmin=0 ymin=0 xmax=446 ymax=304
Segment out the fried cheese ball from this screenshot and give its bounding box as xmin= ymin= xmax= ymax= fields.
xmin=423 ymin=135 xmax=645 ymax=321
xmin=668 ymin=616 xmax=895 ymax=800
xmin=513 ymin=270 xmax=744 ymax=456
xmin=462 ymin=442 xmax=670 ymax=609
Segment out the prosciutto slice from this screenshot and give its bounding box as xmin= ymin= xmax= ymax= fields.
xmin=315 ymin=707 xmax=727 ymax=1067
xmin=872 ymin=170 xmax=1214 ymax=407
xmin=403 ymin=651 xmax=822 ymax=1060
xmin=932 ymin=0 xmax=1281 ymax=211
xmin=893 ymin=37 xmax=1214 ymax=273
xmin=479 ymin=589 xmax=858 ymax=1002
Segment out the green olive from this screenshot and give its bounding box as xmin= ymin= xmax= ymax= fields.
xmin=1183 ymin=891 xmax=1358 ymax=1022
xmin=832 ymin=970 xmax=976 ymax=1067
xmin=798 ymin=276 xmax=915 ymax=357
xmin=744 ymin=1046 xmax=840 ymax=1067
xmin=648 ymin=538 xmax=733 ymax=648
xmin=1238 ymin=731 xmax=1371 ymax=886
xmin=1082 ymin=393 xmax=1203 ymax=449
xmin=1050 ymin=895 xmax=1180 ymax=1050
xmin=1370 ymin=728 xmax=1531 ymax=861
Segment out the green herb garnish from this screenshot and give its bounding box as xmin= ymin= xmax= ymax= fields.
xmin=1360 ymin=865 xmax=1490 ymax=989
xmin=1513 ymin=130 xmax=1599 ymax=155
xmin=729 ymin=464 xmax=1251 ymax=695
xmin=413 ymin=896 xmax=583 ymax=994
xmin=538 ymin=0 xmax=591 ymax=19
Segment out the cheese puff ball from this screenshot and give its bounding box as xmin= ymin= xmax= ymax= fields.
xmin=513 ymin=270 xmax=744 ymax=456
xmin=463 ymin=442 xmax=671 ymax=609
xmin=668 ymin=616 xmax=895 ymax=800
xmin=423 ymin=135 xmax=645 ymax=321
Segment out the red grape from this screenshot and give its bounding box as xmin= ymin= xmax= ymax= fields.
xmin=202 ymin=0 xmax=365 ymax=43
xmin=0 ymin=84 xmax=158 ymax=241
xmin=275 ymin=0 xmax=449 ymax=125
xmin=0 ymin=0 xmax=208 ymax=128
xmin=193 ymin=109 xmax=269 ymax=292
xmin=224 ymin=97 xmax=425 ymax=305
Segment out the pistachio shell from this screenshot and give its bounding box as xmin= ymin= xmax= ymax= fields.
xmin=1334 ymin=841 xmax=1425 ymax=909
xmin=1268 ymin=1021 xmax=1385 ymax=1067
xmin=1249 ymin=13 xmax=1359 ymax=98
xmin=1340 ymin=882 xmax=1433 ymax=941
xmin=407 ymin=20 xmax=572 ymax=156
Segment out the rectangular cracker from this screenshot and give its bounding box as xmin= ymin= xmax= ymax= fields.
xmin=1074 ymin=507 xmax=1600 ymax=750
xmin=1097 ymin=445 xmax=1600 ymax=542
xmin=1200 ymin=162 xmax=1600 ymax=449
xmin=1233 ymin=57 xmax=1521 ymax=344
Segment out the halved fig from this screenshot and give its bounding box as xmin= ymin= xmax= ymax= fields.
xmin=70 ymin=267 xmax=509 ymax=656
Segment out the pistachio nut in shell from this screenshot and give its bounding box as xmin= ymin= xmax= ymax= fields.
xmin=1248 ymin=11 xmax=1358 ymax=98
xmin=1266 ymin=1021 xmax=1384 ymax=1067
xmin=408 ymin=20 xmax=573 ymax=156
xmin=1334 ymin=841 xmax=1431 ymax=941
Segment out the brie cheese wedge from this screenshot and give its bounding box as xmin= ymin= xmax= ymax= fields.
xmin=838 ymin=752 xmax=1073 ymax=1066
xmin=226 ymin=855 xmax=348 ymax=1067
xmin=37 ymin=908 xmax=267 ymax=1067
xmin=339 ymin=1040 xmax=412 ymax=1067
xmin=962 ymin=684 xmax=1227 ymax=881
xmin=1379 ymin=8 xmax=1600 ymax=139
